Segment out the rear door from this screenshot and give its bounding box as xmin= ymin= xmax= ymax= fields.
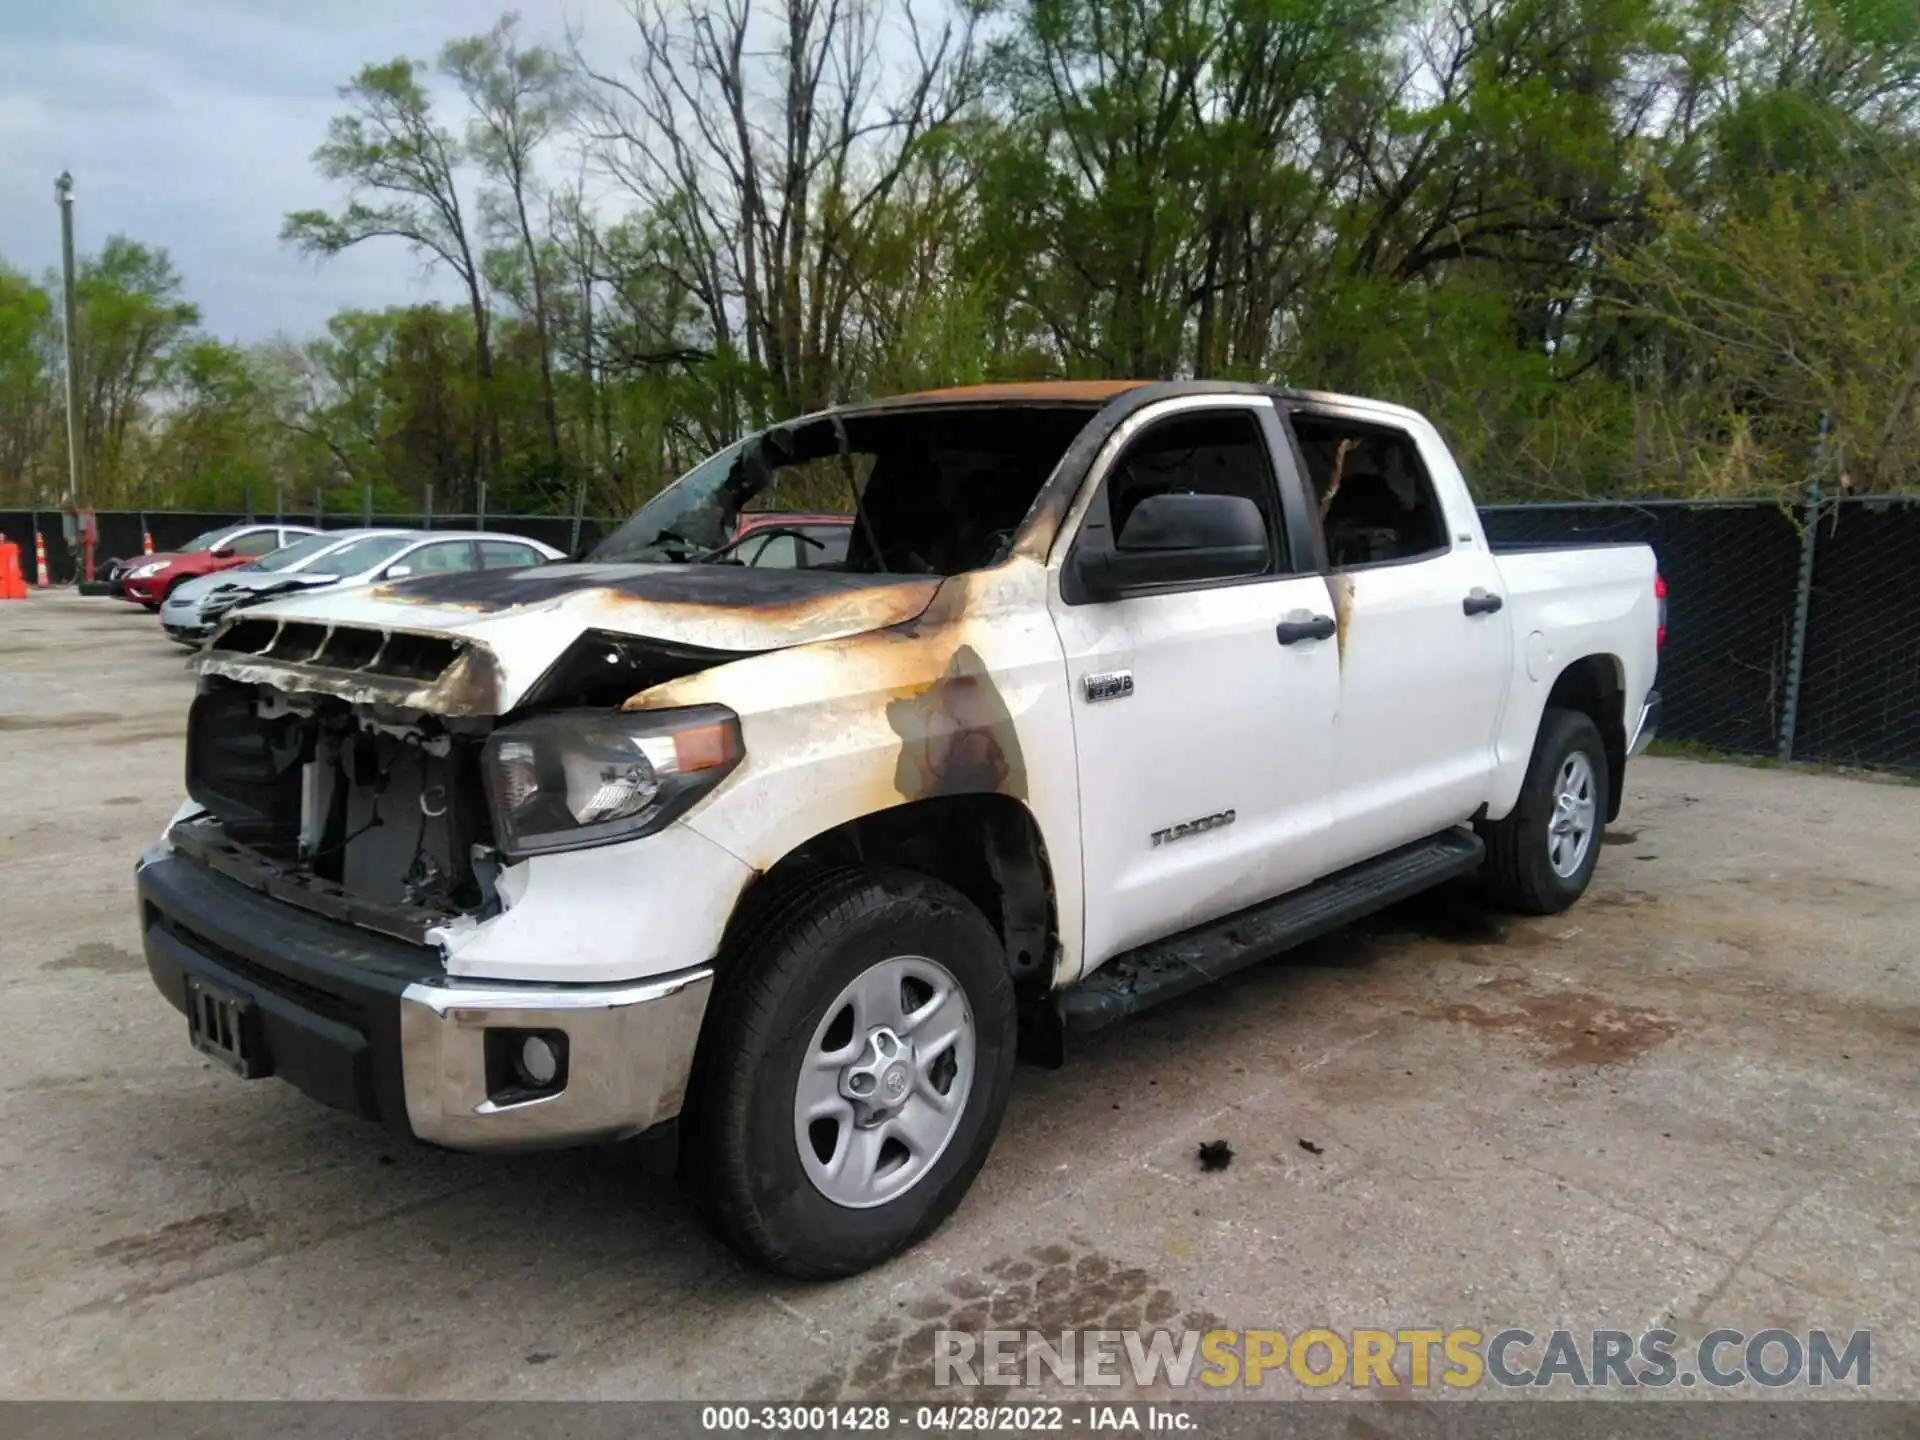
xmin=1048 ymin=395 xmax=1340 ymax=971
xmin=1281 ymin=403 xmax=1510 ymax=867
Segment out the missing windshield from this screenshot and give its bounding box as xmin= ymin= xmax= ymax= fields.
xmin=589 ymin=405 xmax=1093 ymax=578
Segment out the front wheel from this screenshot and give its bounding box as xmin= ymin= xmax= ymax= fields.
xmin=1479 ymin=707 xmax=1608 ymax=915
xmin=682 ymin=868 xmax=1017 ymax=1278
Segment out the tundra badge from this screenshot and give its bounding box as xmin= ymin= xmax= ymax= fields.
xmin=1151 ymin=810 xmax=1236 ymax=847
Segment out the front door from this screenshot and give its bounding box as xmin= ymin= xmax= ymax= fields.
xmin=1049 ymin=397 xmax=1342 ymax=973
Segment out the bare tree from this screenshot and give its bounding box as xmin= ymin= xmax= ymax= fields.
xmin=581 ymin=0 xmax=982 ymax=421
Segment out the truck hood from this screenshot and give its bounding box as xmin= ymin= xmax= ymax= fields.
xmin=193 ymin=562 xmax=943 ymax=717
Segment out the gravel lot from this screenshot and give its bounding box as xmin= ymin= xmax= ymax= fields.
xmin=1 ymin=588 xmax=1915 ymax=1401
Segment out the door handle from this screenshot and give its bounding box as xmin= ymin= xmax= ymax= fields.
xmin=1462 ymin=590 xmax=1504 ymax=616
xmin=1276 ymin=614 xmax=1337 ymax=645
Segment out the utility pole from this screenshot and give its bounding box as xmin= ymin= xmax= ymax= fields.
xmin=54 ymin=172 xmax=83 ymax=510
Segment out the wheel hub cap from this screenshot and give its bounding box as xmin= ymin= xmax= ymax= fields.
xmin=794 ymin=955 xmax=976 ymax=1210
xmin=1547 ymin=750 xmax=1598 ymax=879
xmin=839 ymin=1026 xmax=915 ymax=1123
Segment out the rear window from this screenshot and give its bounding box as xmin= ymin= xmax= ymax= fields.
xmin=480 ymin=541 xmax=541 ymax=569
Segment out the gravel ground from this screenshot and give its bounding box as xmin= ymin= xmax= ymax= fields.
xmin=1 ymin=587 xmax=1914 ymax=1402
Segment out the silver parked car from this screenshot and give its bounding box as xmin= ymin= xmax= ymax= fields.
xmin=160 ymin=530 xmax=414 ymax=645
xmin=165 ymin=530 xmax=564 ymax=644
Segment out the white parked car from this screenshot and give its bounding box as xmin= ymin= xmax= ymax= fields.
xmin=160 ymin=529 xmax=418 ymax=645
xmin=138 ymin=381 xmax=1661 ymax=1279
xmin=184 ymin=530 xmax=564 ymax=637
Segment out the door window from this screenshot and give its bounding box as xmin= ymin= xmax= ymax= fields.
xmin=799 ymin=525 xmax=851 ymax=567
xmin=740 ymin=532 xmax=802 ymax=568
xmin=1065 ymin=408 xmax=1289 ymax=603
xmin=402 ymin=540 xmax=477 ymax=574
xmin=479 ymin=541 xmax=540 ymax=569
xmin=229 ymin=530 xmax=282 ymax=557
xmin=1108 ymin=411 xmax=1283 ymax=569
xmin=1290 ymin=416 xmax=1448 ymax=569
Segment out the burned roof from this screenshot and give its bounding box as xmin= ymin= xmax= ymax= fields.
xmin=852 ymin=379 xmax=1154 ymax=409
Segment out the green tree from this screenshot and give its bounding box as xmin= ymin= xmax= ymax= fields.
xmin=0 ymin=264 xmax=57 ymax=502
xmin=74 ymin=237 xmax=201 ymax=504
xmin=283 ymin=58 xmax=497 ymax=501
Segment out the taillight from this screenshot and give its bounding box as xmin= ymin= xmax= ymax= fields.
xmin=1654 ymin=571 xmax=1667 ymax=651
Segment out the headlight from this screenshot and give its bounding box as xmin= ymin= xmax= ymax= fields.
xmin=482 ymin=706 xmax=743 ymax=857
xmin=128 ymin=561 xmax=168 ymax=579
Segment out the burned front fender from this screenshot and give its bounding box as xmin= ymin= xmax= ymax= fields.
xmin=624 ymin=560 xmax=1091 ymax=986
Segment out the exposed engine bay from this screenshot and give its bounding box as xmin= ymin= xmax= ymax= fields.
xmin=182 ymin=680 xmax=498 ymax=943
xmin=179 ymin=624 xmax=756 ymax=947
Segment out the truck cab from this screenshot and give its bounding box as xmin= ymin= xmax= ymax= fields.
xmin=137 ymin=381 xmax=1660 ymax=1278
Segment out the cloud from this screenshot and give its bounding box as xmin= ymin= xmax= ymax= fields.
xmin=0 ymin=0 xmax=627 ymax=342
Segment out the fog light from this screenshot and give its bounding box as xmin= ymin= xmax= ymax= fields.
xmin=515 ymin=1034 xmax=560 ymax=1088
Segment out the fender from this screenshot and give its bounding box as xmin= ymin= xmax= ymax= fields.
xmin=629 ymin=563 xmax=1091 ymax=987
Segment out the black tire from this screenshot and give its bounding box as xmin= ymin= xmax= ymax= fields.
xmin=1479 ymin=707 xmax=1609 ymax=915
xmin=682 ymin=866 xmax=1017 ymax=1279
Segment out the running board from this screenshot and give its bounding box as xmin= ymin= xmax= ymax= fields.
xmin=1058 ymin=829 xmax=1485 ymax=1033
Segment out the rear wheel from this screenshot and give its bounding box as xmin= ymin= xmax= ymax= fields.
xmin=682 ymin=867 xmax=1016 ymax=1278
xmin=1479 ymin=707 xmax=1608 ymax=915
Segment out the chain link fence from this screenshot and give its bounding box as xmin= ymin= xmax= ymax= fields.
xmin=6 ymin=495 xmax=1916 ymax=775
xmin=1790 ymin=498 xmax=1920 ymax=773
xmin=1482 ymin=495 xmax=1919 ymax=774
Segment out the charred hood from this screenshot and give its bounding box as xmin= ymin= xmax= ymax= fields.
xmin=193 ymin=562 xmax=944 ymax=717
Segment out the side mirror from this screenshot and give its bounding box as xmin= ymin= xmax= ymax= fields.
xmin=1072 ymin=492 xmax=1268 ymax=598
xmin=211 ymin=546 xmax=236 ymax=559
xmin=384 ymin=563 xmax=413 ymax=580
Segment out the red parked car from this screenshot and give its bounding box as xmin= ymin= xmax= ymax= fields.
xmin=116 ymin=523 xmax=318 ymax=609
xmin=726 ymin=511 xmax=852 ymax=567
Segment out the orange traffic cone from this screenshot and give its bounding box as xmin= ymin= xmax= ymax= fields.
xmin=142 ymin=531 xmax=154 ymax=554
xmin=0 ymin=541 xmax=29 ymax=601
xmin=32 ymin=531 xmax=49 ymax=587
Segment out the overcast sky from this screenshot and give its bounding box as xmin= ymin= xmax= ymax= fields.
xmin=0 ymin=0 xmax=631 ymax=343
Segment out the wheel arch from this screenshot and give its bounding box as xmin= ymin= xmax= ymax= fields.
xmin=718 ymin=793 xmax=1059 ymax=994
xmin=1542 ymin=654 xmax=1627 ymax=821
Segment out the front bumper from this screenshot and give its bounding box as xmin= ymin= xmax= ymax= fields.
xmin=1628 ymin=688 xmax=1661 ymax=757
xmin=160 ymin=614 xmax=214 ymax=644
xmin=137 ymin=849 xmax=712 ymax=1151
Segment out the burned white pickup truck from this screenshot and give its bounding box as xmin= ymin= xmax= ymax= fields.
xmin=138 ymin=380 xmax=1661 ymax=1277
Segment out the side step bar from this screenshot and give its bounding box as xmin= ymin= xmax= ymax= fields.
xmin=1058 ymin=828 xmax=1486 ymax=1033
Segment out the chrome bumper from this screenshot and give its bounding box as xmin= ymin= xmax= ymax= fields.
xmin=398 ymin=967 xmax=713 ymax=1151
xmin=1628 ymin=689 xmax=1661 ymax=757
